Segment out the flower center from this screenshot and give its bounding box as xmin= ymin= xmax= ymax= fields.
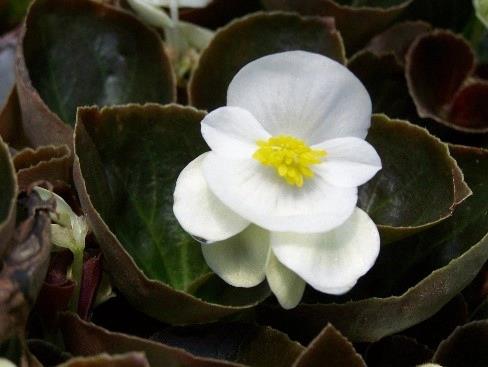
xmin=253 ymin=135 xmax=326 ymax=187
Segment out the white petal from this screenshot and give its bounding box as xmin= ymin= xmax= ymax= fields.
xmin=178 ymin=21 xmax=214 ymax=50
xmin=147 ymin=0 xmax=211 ymax=8
xmin=227 ymin=51 xmax=372 ymax=144
xmin=313 ymin=137 xmax=382 ymax=187
xmin=173 ymin=153 xmax=250 ymax=242
xmin=266 ymin=252 xmax=306 ymax=309
xmin=201 ymin=106 xmax=270 ymax=159
xmin=271 ymin=208 xmax=380 ymax=293
xmin=126 ymin=0 xmax=174 ymax=28
xmin=203 ymin=153 xmax=357 ymax=233
xmin=202 ymin=225 xmax=270 ymax=288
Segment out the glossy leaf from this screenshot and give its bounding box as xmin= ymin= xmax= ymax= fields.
xmin=258 ymin=144 xmax=488 ymax=343
xmin=261 ymin=0 xmax=412 ymax=53
xmin=359 ymin=115 xmax=470 ymax=243
xmin=433 ymin=320 xmax=488 ymax=367
xmin=16 ymin=0 xmax=175 ymax=147
xmin=60 ymin=313 xmax=303 ymax=367
xmin=74 ymin=104 xmax=269 ymax=324
xmin=293 ymin=324 xmax=366 ymax=367
xmin=189 ymin=11 xmax=345 ymax=111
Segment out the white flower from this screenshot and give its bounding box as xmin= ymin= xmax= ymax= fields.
xmin=173 ymin=51 xmax=382 ymax=309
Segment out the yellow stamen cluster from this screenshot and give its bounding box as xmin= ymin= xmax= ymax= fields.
xmin=253 ymin=135 xmax=326 ymax=187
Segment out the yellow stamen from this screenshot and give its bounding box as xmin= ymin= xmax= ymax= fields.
xmin=253 ymin=135 xmax=326 ymax=187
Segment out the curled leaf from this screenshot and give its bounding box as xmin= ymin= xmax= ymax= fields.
xmin=406 ymin=30 xmax=488 ymax=134
xmin=13 ymin=145 xmax=71 ymax=190
xmin=359 ymin=115 xmax=470 ymax=243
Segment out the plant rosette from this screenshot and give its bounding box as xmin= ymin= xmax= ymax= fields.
xmin=173 ymin=50 xmax=382 ymax=309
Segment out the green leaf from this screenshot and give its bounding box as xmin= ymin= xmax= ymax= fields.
xmin=0 ymin=0 xmax=31 ymax=33
xmin=257 ymin=144 xmax=488 ymax=343
xmin=16 ymin=0 xmax=176 ymax=147
xmin=359 ymin=115 xmax=470 ymax=243
xmin=189 ymin=11 xmax=346 ymax=111
xmin=74 ymin=104 xmax=269 ymax=324
xmin=60 ymin=313 xmax=304 ymax=367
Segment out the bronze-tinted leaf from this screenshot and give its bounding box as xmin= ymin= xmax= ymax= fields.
xmin=359 ymin=115 xmax=470 ymax=243
xmin=0 ymin=136 xmax=17 ymax=259
xmin=433 ymin=320 xmax=488 ymax=367
xmin=293 ymin=324 xmax=366 ymax=367
xmin=16 ymin=0 xmax=176 ymax=147
xmin=189 ymin=11 xmax=345 ymax=111
xmin=448 ymin=81 xmax=488 ymax=130
xmin=57 ymin=353 xmax=150 ymax=367
xmin=365 ymin=335 xmax=433 ymax=367
xmin=0 ymin=88 xmax=30 ymax=151
xmin=13 ymin=145 xmax=71 ymax=190
xmin=406 ymin=30 xmax=488 ymax=133
xmin=261 ymin=0 xmax=412 ymax=53
xmin=348 ymin=52 xmax=416 ymax=119
xmin=0 ymin=189 xmax=53 ymax=343
xmin=151 ymin=322 xmax=304 ymax=367
xmin=364 ymin=21 xmax=431 ymax=64
xmin=258 ymin=145 xmax=488 ymax=343
xmin=60 ymin=313 xmax=303 ymax=367
xmin=0 ymin=28 xmax=18 ymax=108
xmin=73 ymin=104 xmax=269 ymax=324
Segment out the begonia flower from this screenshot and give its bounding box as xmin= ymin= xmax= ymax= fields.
xmin=174 ymin=51 xmax=382 ymax=308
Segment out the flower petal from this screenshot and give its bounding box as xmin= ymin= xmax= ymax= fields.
xmin=203 ymin=153 xmax=357 ymax=233
xmin=202 ymin=225 xmax=270 ymax=288
xmin=127 ymin=0 xmax=174 ymax=28
xmin=313 ymin=137 xmax=382 ymax=187
xmin=173 ymin=153 xmax=250 ymax=242
xmin=271 ymin=208 xmax=380 ymax=293
xmin=227 ymin=51 xmax=372 ymax=144
xmin=266 ymin=252 xmax=306 ymax=309
xmin=146 ymin=0 xmax=212 ymax=8
xmin=201 ymin=106 xmax=270 ymax=159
